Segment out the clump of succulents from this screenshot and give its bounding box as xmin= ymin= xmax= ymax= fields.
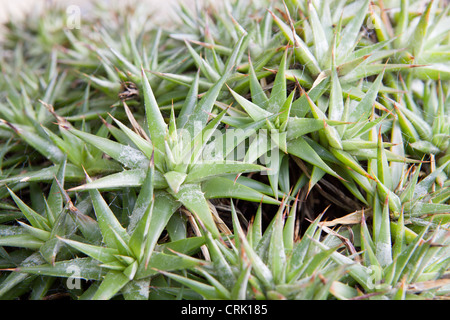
xmin=0 ymin=0 xmax=449 ymax=300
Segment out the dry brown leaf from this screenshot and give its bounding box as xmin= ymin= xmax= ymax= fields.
xmin=407 ymin=278 xmax=450 ymax=293
xmin=319 ymin=208 xmax=373 ymax=227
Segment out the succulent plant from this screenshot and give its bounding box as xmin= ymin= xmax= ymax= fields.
xmin=0 ymin=0 xmax=448 ymax=300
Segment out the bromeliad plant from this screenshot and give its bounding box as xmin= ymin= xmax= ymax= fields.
xmin=1 ymin=157 xmax=207 ymax=300
xmin=160 ymin=199 xmax=349 ymax=300
xmin=0 ymin=0 xmax=449 ymax=300
xmin=63 ymin=35 xmax=282 ymax=236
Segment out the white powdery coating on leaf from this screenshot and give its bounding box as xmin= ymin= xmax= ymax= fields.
xmin=0 ymin=226 xmax=23 ymax=236
xmin=46 ymin=145 xmax=63 ymax=160
xmin=155 ymin=191 xmax=174 ymax=202
xmin=63 ymin=258 xmax=104 ymax=280
xmin=22 ymin=253 xmax=45 ymax=267
xmin=118 ymin=145 xmax=148 ymax=169
xmin=376 ymin=242 xmax=392 ymax=266
xmin=122 ymin=279 xmax=149 ymax=298
xmin=413 ymin=184 xmax=428 ymax=199
xmin=127 ymin=204 xmax=146 ymax=235
xmin=136 ymin=279 xmax=150 ymax=298
xmin=178 ymin=184 xmax=204 ymax=204
xmin=412 ymin=201 xmax=424 ymax=214
xmin=201 ymin=141 xmax=223 ymax=161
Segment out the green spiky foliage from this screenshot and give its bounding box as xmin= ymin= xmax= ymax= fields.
xmin=0 ymin=0 xmax=449 ymax=300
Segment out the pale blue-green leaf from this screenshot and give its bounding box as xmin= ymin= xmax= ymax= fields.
xmin=164 ymin=171 xmax=187 ymax=194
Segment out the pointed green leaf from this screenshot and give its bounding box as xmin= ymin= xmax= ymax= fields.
xmin=411 ymin=0 xmax=434 ymax=57
xmin=231 ymin=265 xmax=252 ymax=300
xmin=92 ymin=270 xmax=130 ymax=300
xmin=312 ymin=238 xmax=372 ymax=291
xmin=413 ymin=160 xmax=450 ymax=200
xmin=268 ymin=211 xmax=286 ymax=284
xmin=128 ymin=160 xmax=154 ymax=235
xmin=184 ymin=34 xmax=248 ymax=135
xmin=16 ymin=221 xmax=51 ymax=242
xmin=88 ymin=181 xmax=130 ymax=248
xmin=185 ymin=41 xmax=220 ymax=82
xmin=69 ymin=127 xmax=149 ymax=170
xmin=109 ymin=115 xmax=159 ymax=163
xmin=278 ymin=89 xmax=295 ymax=126
xmin=69 ymin=169 xmax=167 ymax=192
xmin=142 ymin=191 xmax=180 ymax=269
xmin=308 ymin=1 xmax=330 ymax=67
xmin=204 ymin=231 xmax=235 ymax=288
xmin=348 ymin=67 xmax=385 ymax=122
xmin=336 ymin=0 xmax=370 ymax=62
xmin=0 ymin=234 xmax=44 ymax=250
xmin=175 ymin=184 xmax=219 ymax=238
xmin=164 ymin=171 xmax=187 ymax=194
xmin=329 ymin=63 xmax=344 ymax=123
xmin=186 ymin=161 xmax=265 ymax=184
xmin=271 ymin=10 xmax=320 ymax=76
xmin=330 ymin=148 xmax=373 ymax=181
xmin=136 ymin=251 xmax=204 ymax=279
xmin=7 ymin=188 xmax=50 ymax=231
xmin=157 ymin=270 xmax=222 ymax=299
xmin=376 ymin=197 xmax=393 ymax=267
xmin=229 ymin=86 xmax=272 ymax=122
xmin=287 ymin=137 xmax=341 ymax=179
xmin=286 ymin=118 xmax=340 ymax=140
xmin=6 ymin=123 xmax=64 ymax=163
xmin=377 ymin=129 xmax=392 ymax=190
xmin=46 ymin=158 xmax=67 ymax=224
xmin=187 ymin=107 xmax=229 ymax=166
xmin=11 ymin=257 xmax=104 ymax=280
xmin=268 ymin=48 xmax=288 ymax=114
xmin=202 ymin=176 xmax=280 ymax=205
xmin=58 ymin=237 xmax=118 ymax=264
xmin=177 ymin=70 xmax=200 ymax=129
xmin=141 ymin=67 xmax=167 ymax=151
xmin=248 ymin=56 xmax=269 ymax=109
xmin=129 ymin=196 xmax=154 ymax=261
xmin=123 ymin=261 xmax=138 ymax=281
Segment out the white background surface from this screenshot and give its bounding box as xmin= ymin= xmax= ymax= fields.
xmin=0 ymin=0 xmax=199 ymax=24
